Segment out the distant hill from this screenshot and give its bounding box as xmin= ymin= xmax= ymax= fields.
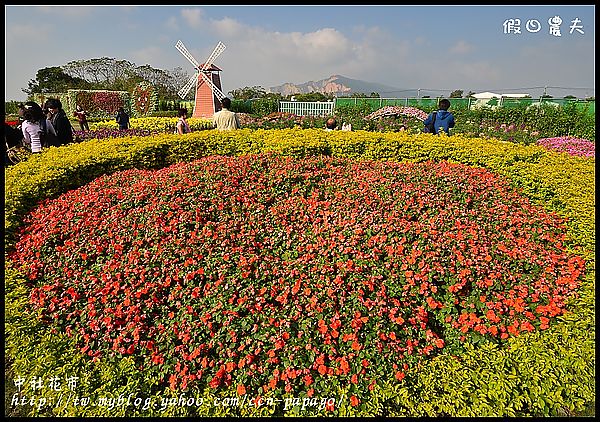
xmin=268 ymin=74 xmax=410 ymax=97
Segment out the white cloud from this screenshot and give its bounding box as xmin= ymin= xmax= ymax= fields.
xmin=5 ymin=23 xmax=52 ymax=44
xmin=449 ymin=40 xmax=474 ymax=55
xmin=181 ymin=8 xmax=205 ymax=29
xmin=180 ymin=15 xmax=419 ymax=90
xmin=165 ymin=16 xmax=179 ymax=31
xmin=211 ymin=17 xmax=246 ymax=38
xmin=36 ymin=5 xmax=102 ymax=19
xmin=132 ymin=47 xmax=165 ymax=66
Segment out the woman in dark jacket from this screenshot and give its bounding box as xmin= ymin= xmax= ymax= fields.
xmin=44 ymin=98 xmax=74 ymax=145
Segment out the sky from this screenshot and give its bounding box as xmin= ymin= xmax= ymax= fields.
xmin=4 ymin=4 xmax=596 ymax=102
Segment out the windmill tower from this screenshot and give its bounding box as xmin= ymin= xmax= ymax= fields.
xmin=175 ymin=40 xmax=227 ymax=118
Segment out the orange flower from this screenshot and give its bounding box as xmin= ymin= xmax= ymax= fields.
xmin=169 ymin=374 xmax=178 ymax=390
xmin=269 ymin=377 xmax=277 ymax=389
xmin=237 ymin=384 xmax=246 ymax=395
xmin=339 ymin=358 xmax=350 ymax=374
xmin=350 ymin=395 xmax=360 ymax=407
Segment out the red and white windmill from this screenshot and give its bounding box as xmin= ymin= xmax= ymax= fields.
xmin=175 ymin=40 xmax=227 ymax=118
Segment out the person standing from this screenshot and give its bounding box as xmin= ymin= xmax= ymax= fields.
xmin=74 ymin=104 xmax=90 ymax=131
xmin=176 ymin=108 xmax=191 ymax=134
xmin=212 ymin=97 xmax=240 ymax=131
xmin=21 ymin=101 xmax=57 ymax=153
xmin=44 ymin=98 xmax=74 ymax=145
xmin=422 ymin=98 xmax=455 ymax=135
xmin=116 ymin=107 xmax=130 ymax=130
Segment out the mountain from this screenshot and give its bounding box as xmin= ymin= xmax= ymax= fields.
xmin=268 ymin=75 xmax=408 ymax=97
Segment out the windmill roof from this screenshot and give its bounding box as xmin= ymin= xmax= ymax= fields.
xmin=199 ymin=64 xmax=222 ymax=71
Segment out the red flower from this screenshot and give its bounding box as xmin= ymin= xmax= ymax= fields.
xmin=7 ymin=154 xmax=584 ymax=399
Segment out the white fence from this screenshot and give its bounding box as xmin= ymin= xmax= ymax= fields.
xmin=279 ymin=101 xmax=335 ymax=116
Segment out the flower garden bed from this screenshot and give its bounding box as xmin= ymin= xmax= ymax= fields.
xmin=536 ymin=136 xmax=595 ymax=158
xmin=4 ymin=129 xmax=595 ymax=417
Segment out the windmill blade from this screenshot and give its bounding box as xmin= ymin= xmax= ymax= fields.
xmin=178 ymin=72 xmax=199 ymax=99
xmin=201 ymin=41 xmax=226 ymax=71
xmin=175 ymin=40 xmax=201 ymax=69
xmin=200 ymin=72 xmax=226 ymax=101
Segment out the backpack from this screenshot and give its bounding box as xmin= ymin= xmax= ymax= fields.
xmin=39 ymin=119 xmax=60 ymax=148
xmin=423 ymin=111 xmax=437 ymax=134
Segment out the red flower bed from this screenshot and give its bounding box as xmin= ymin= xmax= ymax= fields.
xmin=8 ymin=154 xmax=584 ymax=398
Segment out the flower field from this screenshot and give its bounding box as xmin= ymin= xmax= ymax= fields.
xmin=535 ymin=136 xmax=595 ymax=158
xmin=4 ymin=128 xmax=595 ymax=417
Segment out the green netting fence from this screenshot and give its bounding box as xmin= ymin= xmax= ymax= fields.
xmin=334 ymin=97 xmax=595 ymax=115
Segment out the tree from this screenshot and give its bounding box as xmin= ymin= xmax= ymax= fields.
xmin=162 ymin=67 xmax=190 ymax=99
xmin=465 ymin=91 xmax=476 ymax=98
xmin=449 ymin=90 xmax=463 ymax=98
xmin=24 ymin=66 xmax=90 ymax=95
xmin=348 ymin=92 xmax=368 ymax=98
xmin=59 ymin=58 xmax=190 ymax=101
xmin=294 ymin=92 xmax=331 ymax=102
xmin=228 ymin=86 xmax=267 ymax=100
xmin=263 ymin=92 xmax=284 ymax=101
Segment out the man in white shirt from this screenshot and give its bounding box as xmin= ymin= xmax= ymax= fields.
xmin=212 ymin=97 xmax=240 ymax=131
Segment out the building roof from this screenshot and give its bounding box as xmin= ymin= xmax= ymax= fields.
xmin=472 ymin=91 xmax=502 ymax=99
xmin=472 ymin=91 xmax=529 ymax=99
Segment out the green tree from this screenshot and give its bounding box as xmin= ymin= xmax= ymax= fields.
xmin=24 ymin=66 xmax=90 ymax=95
xmin=263 ymin=92 xmax=284 ymax=101
xmin=293 ymin=92 xmax=332 ymax=102
xmin=450 ymin=90 xmax=464 ymax=98
xmin=62 ymin=58 xmax=135 ymax=89
xmin=228 ymin=86 xmax=267 ymax=100
xmin=61 ymin=58 xmax=189 ymax=101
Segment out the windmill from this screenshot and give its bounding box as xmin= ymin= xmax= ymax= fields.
xmin=175 ymin=40 xmax=227 ymax=118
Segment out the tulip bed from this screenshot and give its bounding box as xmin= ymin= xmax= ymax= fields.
xmin=4 ymin=129 xmax=595 ymax=417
